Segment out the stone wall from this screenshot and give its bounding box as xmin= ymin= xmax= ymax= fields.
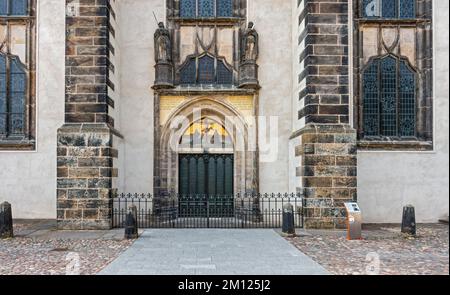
xmin=57 ymin=124 xmax=117 ymax=229
xmin=294 ymin=0 xmax=357 ymax=228
xmin=297 ymin=124 xmax=356 ymax=228
xmin=57 ymin=0 xmax=118 ymax=229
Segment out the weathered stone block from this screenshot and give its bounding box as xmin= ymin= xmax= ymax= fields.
xmin=299 ymin=124 xmax=357 ymax=229
xmin=68 ymin=168 xmax=100 ymax=178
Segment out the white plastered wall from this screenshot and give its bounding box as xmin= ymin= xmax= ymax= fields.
xmin=0 ymin=0 xmax=65 ymax=219
xmin=248 ymin=0 xmax=293 ymax=193
xmin=116 ymin=0 xmax=165 ymax=193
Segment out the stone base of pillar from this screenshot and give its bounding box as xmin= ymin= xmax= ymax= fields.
xmin=297 ymin=124 xmax=357 ymax=229
xmin=56 ymin=123 xmax=118 ymax=230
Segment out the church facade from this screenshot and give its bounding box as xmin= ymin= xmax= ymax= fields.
xmin=0 ymin=0 xmax=448 ymax=229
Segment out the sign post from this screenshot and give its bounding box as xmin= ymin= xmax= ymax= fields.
xmin=344 ymin=202 xmax=362 ymax=240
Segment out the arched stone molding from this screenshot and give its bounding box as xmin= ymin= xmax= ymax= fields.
xmin=156 ymin=95 xmax=258 ymax=197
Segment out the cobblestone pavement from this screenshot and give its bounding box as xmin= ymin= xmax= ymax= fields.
xmin=0 ymin=220 xmax=133 ymax=275
xmin=286 ymin=224 xmax=449 ymax=275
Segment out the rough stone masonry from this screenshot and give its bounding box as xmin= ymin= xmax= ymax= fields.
xmin=57 ymin=0 xmax=118 ymax=230
xmin=296 ymin=0 xmax=357 ymax=229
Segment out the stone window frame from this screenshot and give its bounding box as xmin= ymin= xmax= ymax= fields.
xmin=353 ymin=0 xmax=433 ymax=151
xmin=0 ymin=0 xmax=36 ymax=151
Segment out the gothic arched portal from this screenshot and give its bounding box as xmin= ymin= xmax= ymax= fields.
xmin=155 ymin=96 xmax=258 ymax=198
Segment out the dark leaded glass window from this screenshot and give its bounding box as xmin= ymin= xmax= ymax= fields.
xmin=362 ymin=62 xmax=379 ymax=136
xmin=0 ymin=55 xmax=6 ymax=134
xmin=180 ymin=0 xmax=233 ymax=18
xmin=217 ymin=61 xmax=233 ymax=84
xmin=179 ymin=55 xmax=233 ymax=86
xmin=0 ymin=0 xmax=28 ymax=16
xmin=198 ymin=55 xmax=215 ymax=83
xmin=198 ymin=0 xmax=214 ymax=17
xmin=361 ymin=0 xmax=415 ymax=19
xmin=0 ymin=54 xmax=26 ymax=136
xmin=217 ymin=0 xmax=233 ymax=17
xmin=180 ymin=57 xmax=197 ymax=84
xmin=180 ymin=0 xmax=196 ymax=18
xmin=380 ymin=57 xmax=397 ymax=136
xmin=399 ymin=61 xmax=416 ymax=136
xmin=362 ymin=55 xmax=416 ymax=138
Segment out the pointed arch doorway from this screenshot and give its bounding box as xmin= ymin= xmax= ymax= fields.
xmin=156 ymin=96 xmax=259 ymax=219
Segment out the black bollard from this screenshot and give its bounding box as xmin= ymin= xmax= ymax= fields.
xmin=282 ymin=203 xmax=295 ymax=236
xmin=124 ymin=205 xmax=138 ymax=239
xmin=401 ymin=205 xmax=416 ymax=236
xmin=0 ymin=202 xmax=14 ymax=239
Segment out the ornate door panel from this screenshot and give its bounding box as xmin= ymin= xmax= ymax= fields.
xmin=179 ymin=154 xmax=234 ymax=217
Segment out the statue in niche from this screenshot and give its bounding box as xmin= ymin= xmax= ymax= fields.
xmin=241 ymin=22 xmax=259 ymax=62
xmin=154 ymin=22 xmax=171 ymax=63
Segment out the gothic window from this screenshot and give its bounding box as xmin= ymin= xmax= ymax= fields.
xmin=179 ymin=55 xmax=233 ymax=86
xmin=362 ymin=55 xmax=416 ymax=138
xmin=0 ymin=0 xmax=35 ymax=147
xmin=355 ymin=0 xmax=432 ymax=148
xmin=361 ymin=0 xmax=415 ymax=19
xmin=180 ymin=0 xmax=233 ymax=18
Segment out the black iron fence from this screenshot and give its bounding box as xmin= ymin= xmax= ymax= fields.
xmin=112 ymin=193 xmax=304 ymax=229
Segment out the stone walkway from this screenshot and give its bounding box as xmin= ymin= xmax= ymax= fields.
xmin=99 ymin=229 xmax=329 ymax=275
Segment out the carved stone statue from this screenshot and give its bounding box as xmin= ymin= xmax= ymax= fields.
xmin=241 ymin=22 xmax=259 ymax=62
xmin=238 ymin=22 xmax=260 ymax=89
xmin=153 ymin=22 xmax=174 ymax=89
xmin=154 ymin=22 xmax=171 ymax=63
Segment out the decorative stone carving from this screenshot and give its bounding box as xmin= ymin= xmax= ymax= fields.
xmin=241 ymin=22 xmax=259 ymax=62
xmin=155 ymin=22 xmax=172 ymax=62
xmin=153 ymin=22 xmax=174 ymax=89
xmin=239 ymin=22 xmax=259 ymax=89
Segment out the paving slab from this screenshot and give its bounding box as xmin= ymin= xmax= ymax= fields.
xmin=100 ymin=229 xmax=329 ymax=275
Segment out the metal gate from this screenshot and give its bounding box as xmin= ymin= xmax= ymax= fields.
xmin=112 ymin=193 xmax=304 ymax=229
